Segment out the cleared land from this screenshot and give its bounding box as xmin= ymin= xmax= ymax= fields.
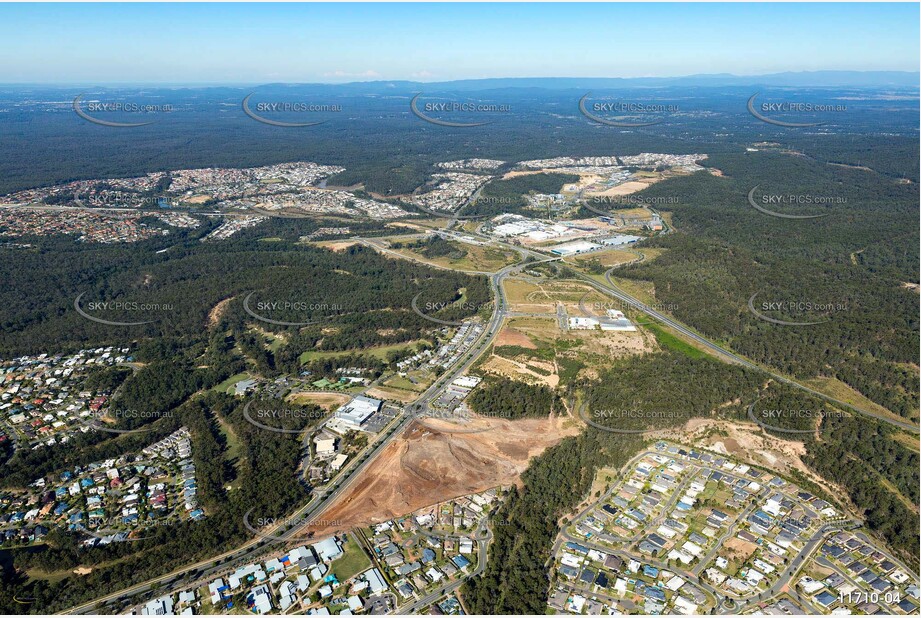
xmin=300 ymin=340 xmax=429 ymax=364
xmin=302 ymin=416 xmax=579 ymax=536
xmin=390 ymin=240 xmax=519 ymax=273
xmin=286 ymin=391 xmax=351 ymax=411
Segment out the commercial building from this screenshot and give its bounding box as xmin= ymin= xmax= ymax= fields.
xmin=331 ymin=395 xmax=382 ymax=432
xmin=549 ymin=240 xmax=602 ymax=256
xmin=568 ymin=310 xmax=636 ymax=332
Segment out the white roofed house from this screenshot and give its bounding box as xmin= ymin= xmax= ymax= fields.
xmin=362 ymin=568 xmax=388 ymax=594
xmin=312 ymin=536 xmax=344 ymax=562
xmin=247 ymin=584 xmax=273 ymax=614
xmin=278 ymin=580 xmax=298 ymax=611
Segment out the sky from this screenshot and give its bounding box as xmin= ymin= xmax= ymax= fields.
xmin=0 ymin=3 xmax=918 ymax=84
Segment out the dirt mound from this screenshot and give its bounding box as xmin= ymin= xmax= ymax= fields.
xmin=303 ymin=416 xmax=578 ymax=536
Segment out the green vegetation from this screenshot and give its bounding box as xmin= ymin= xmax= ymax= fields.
xmin=618 ymin=153 xmax=918 ymax=420
xmin=463 ymin=349 xmax=767 ymax=612
xmin=468 ymin=377 xmax=561 ymax=420
xmin=392 ymin=235 xmax=467 ymax=260
xmin=803 ymin=413 xmax=920 ymax=567
xmin=465 ymin=172 xmax=580 ymax=217
xmin=644 ymin=320 xmax=709 ymax=359
xmin=329 ymin=536 xmax=372 ymax=582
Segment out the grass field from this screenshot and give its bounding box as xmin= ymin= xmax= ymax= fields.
xmin=802 ymin=376 xmax=911 ymax=424
xmin=215 ymin=413 xmax=245 ymax=484
xmin=569 ymin=248 xmax=638 ymax=268
xmin=394 ymin=241 xmax=518 ymax=272
xmin=211 ymin=372 xmax=253 ymax=395
xmin=286 ymin=391 xmax=351 ymax=410
xmin=329 ymin=535 xmax=373 ymax=582
xmin=503 ymin=278 xmax=603 ymax=309
xmin=300 ymin=340 xmax=430 ymax=364
xmin=644 ymin=321 xmax=710 ymax=359
xmin=891 ymin=431 xmax=920 ymax=453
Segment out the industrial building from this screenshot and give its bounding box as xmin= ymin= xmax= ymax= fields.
xmin=328 ymin=395 xmax=382 ymax=433
xmin=569 ymin=310 xmax=636 ymax=332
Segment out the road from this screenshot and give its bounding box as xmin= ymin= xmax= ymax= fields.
xmin=550 ymin=447 xmax=865 ymax=614
xmin=581 ymin=268 xmax=919 ymax=434
xmin=61 ymin=233 xmax=522 ymax=615
xmin=432 ymin=223 xmax=918 ymax=435
xmin=395 ymin=519 xmax=493 ymax=614
xmin=61 ymin=211 xmax=915 ymax=613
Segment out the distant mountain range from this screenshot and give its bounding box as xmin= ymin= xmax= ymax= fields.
xmin=304 ymin=71 xmax=920 ymax=92
xmin=2 ymin=70 xmax=918 ymax=92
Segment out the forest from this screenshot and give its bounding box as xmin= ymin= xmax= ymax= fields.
xmin=615 ymin=149 xmax=919 ymax=419
xmin=462 ymin=349 xmax=921 ymax=611
xmin=467 ymin=378 xmax=561 ymax=420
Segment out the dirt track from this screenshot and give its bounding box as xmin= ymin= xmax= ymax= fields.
xmin=303 ymin=415 xmax=578 ymax=536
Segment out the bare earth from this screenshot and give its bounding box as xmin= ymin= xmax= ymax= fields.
xmin=653 ymin=418 xmax=834 ymax=491
xmin=207 ymin=297 xmax=233 ymax=328
xmin=495 ymin=326 xmax=537 ymax=349
xmin=302 ymin=416 xmax=579 ymax=536
xmin=286 ymin=391 xmax=351 ymax=411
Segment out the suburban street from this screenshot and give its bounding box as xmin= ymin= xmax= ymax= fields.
xmin=57 ymin=212 xmax=917 ymax=615
xmin=60 ymin=231 xmax=521 ymax=615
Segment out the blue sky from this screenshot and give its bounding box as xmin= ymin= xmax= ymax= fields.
xmin=1 ymin=3 xmax=918 ymax=84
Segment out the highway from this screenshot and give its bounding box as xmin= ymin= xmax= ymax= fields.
xmin=425 ymin=222 xmax=919 ymax=435
xmin=61 ymin=233 xmax=520 ymax=615
xmin=372 ymin=225 xmax=918 ymax=433
xmin=60 ymin=212 xmax=915 ymax=614
xmin=579 ymin=268 xmax=919 ymax=434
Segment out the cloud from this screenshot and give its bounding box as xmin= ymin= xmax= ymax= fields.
xmin=322 ymin=70 xmax=381 ymax=79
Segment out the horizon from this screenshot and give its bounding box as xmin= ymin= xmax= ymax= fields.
xmin=2 ymin=69 xmax=919 ymax=89
xmin=1 ymin=3 xmax=918 ymax=83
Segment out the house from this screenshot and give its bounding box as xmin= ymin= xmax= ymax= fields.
xmin=452 ymin=554 xmax=471 ymax=571
xmin=312 ymin=536 xmax=343 ymax=562
xmin=247 ymin=584 xmax=273 ymax=614
xmin=362 ymin=568 xmax=388 ymax=594
xmin=278 ymin=581 xmax=298 ymax=611
xmin=141 ymin=596 xmax=174 ymax=616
